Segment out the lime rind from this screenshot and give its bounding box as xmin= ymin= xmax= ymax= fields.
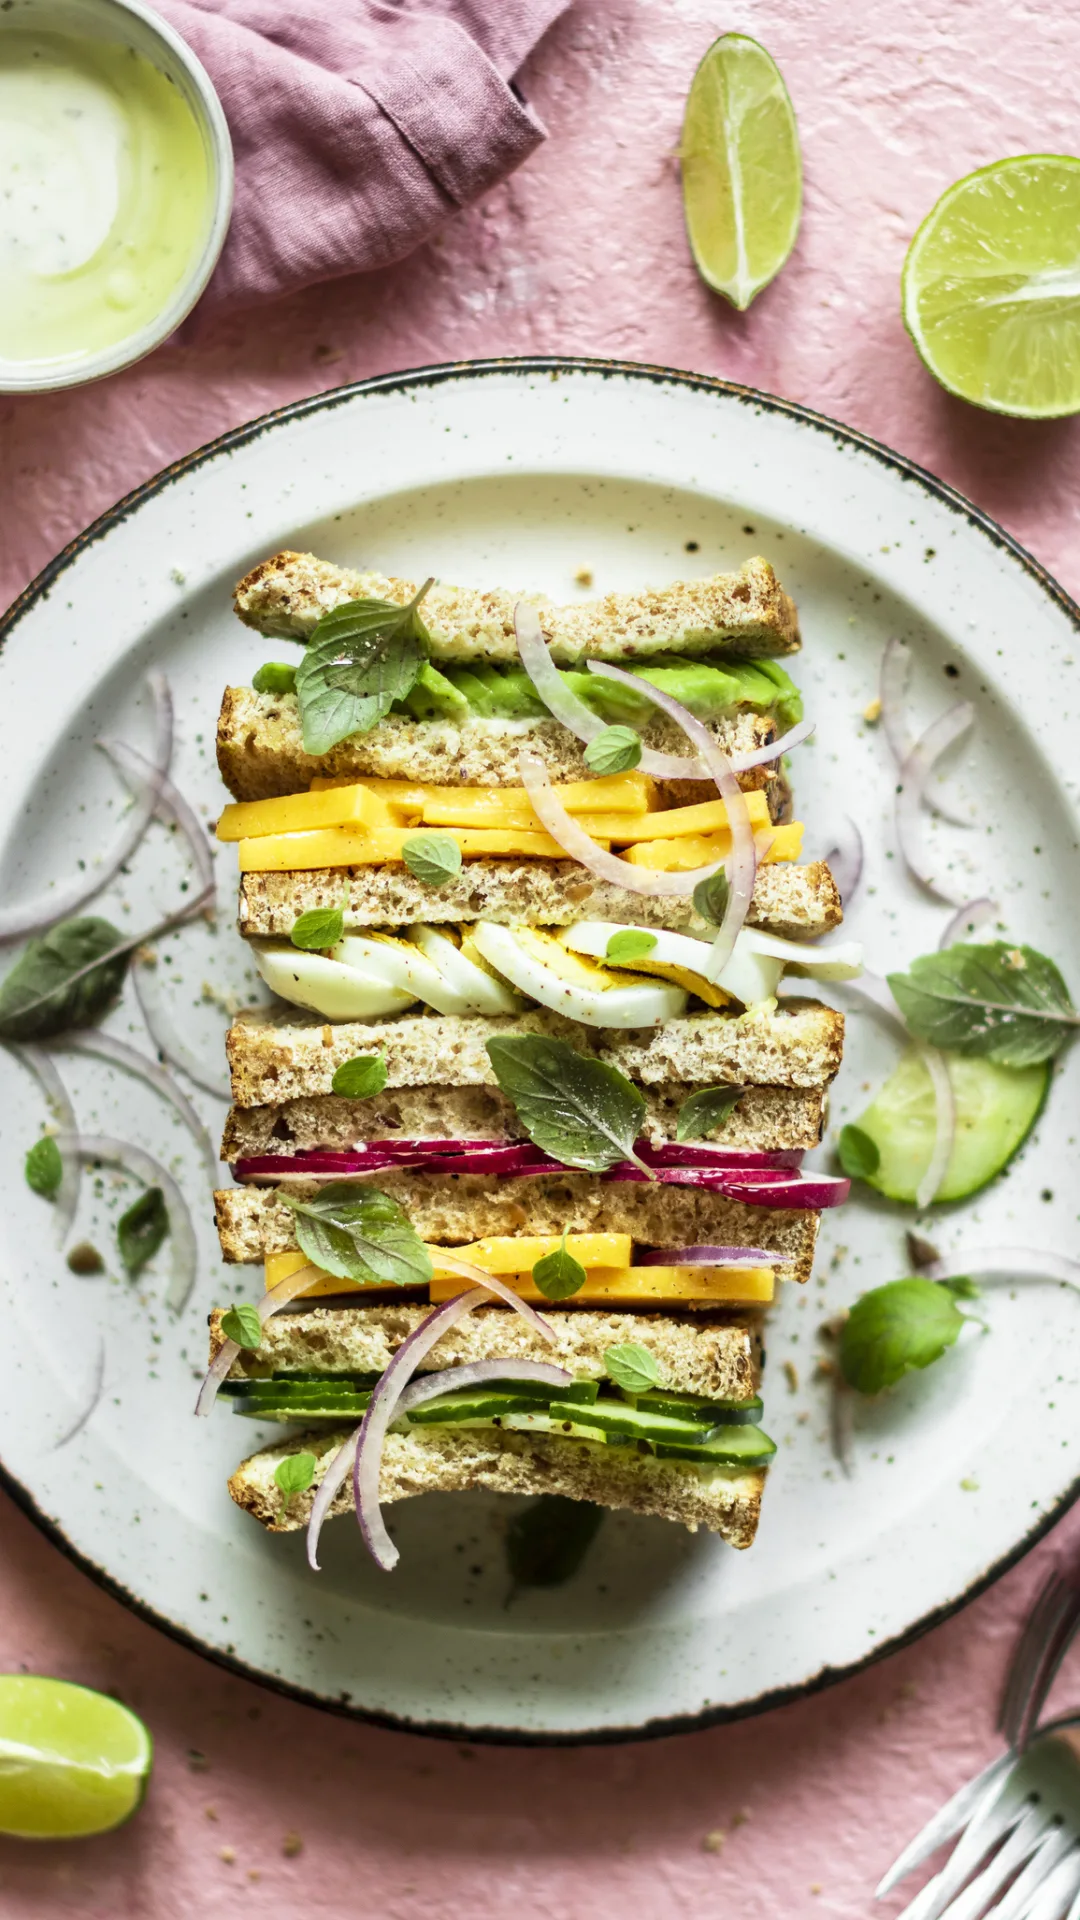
xmin=681 ymin=33 xmax=802 ymax=311
xmin=903 ymin=153 xmax=1080 ymax=418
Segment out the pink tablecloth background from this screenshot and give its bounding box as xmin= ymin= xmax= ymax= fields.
xmin=4 ymin=2 xmax=1080 ymax=1914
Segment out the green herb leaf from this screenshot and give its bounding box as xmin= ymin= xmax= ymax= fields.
xmin=290 ymin=906 xmax=344 ymax=951
xmin=605 ymin=929 xmax=658 ymax=966
xmin=295 ymin=581 xmax=434 ymax=755
xmin=604 ymin=1342 xmax=664 ymax=1393
xmin=25 ymin=1135 xmax=63 ymax=1199
xmin=252 ymin=662 xmax=297 ymax=696
xmin=401 ymin=832 xmax=462 ymax=888
xmin=676 ymin=1084 xmax=743 ymax=1142
xmin=221 ymin=1302 xmax=264 ymax=1350
xmin=940 ymin=1275 xmax=981 ymax=1300
xmin=485 ymin=1035 xmax=646 ymax=1173
xmin=584 ymin=726 xmax=643 ymax=775
xmin=692 ymin=868 xmax=730 ymax=928
xmin=0 ymin=916 xmax=128 ymax=1042
xmin=839 ymin=1278 xmax=971 ymax=1395
xmin=117 ymin=1187 xmax=169 ymax=1279
xmin=887 ymin=941 xmax=1078 ymax=1067
xmin=280 ymin=1183 xmax=433 ymax=1289
xmin=838 ymin=1124 xmax=881 ymax=1180
xmin=274 ymin=1451 xmax=317 ymax=1512
xmin=331 ymin=1053 xmax=388 ymax=1098
xmin=531 ymin=1232 xmax=587 ymax=1301
xmin=505 ymin=1494 xmax=604 ymax=1590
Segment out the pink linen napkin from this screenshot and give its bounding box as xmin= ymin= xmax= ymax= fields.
xmin=154 ymin=0 xmax=572 ymax=316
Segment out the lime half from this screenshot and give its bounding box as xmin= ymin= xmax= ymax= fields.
xmin=680 ymin=34 xmax=802 ymax=311
xmin=0 ymin=1676 xmax=152 ymax=1838
xmin=903 ymin=155 xmax=1080 ymax=417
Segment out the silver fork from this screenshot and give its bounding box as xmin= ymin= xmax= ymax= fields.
xmin=1001 ymin=1559 xmax=1080 ymax=1755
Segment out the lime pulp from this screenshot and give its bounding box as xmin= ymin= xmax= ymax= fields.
xmin=680 ymin=33 xmax=802 ymax=311
xmin=851 ymin=1048 xmax=1049 ymax=1205
xmin=0 ymin=1676 xmax=152 ymax=1838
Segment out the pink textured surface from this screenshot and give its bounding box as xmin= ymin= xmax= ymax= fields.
xmin=3 ymin=1 xmax=1080 ymax=1913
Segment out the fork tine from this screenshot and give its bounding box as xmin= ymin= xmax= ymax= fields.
xmin=887 ymin=1771 xmax=1030 ymax=1920
xmin=929 ymin=1804 xmax=1055 ymax=1920
xmin=1062 ymin=1867 xmax=1080 ymax=1920
xmin=875 ymin=1753 xmax=1015 ymax=1897
xmin=1019 ymin=1848 xmax=1080 ymax=1920
xmin=1018 ymin=1597 xmax=1080 ymax=1754
xmin=979 ymin=1824 xmax=1075 ymax=1920
xmin=1001 ymin=1576 xmax=1069 ymax=1745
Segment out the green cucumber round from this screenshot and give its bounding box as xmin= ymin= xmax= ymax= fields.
xmin=849 ymin=1048 xmax=1049 ymax=1204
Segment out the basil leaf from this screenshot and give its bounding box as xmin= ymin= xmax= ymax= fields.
xmin=290 ymin=906 xmax=345 ymax=951
xmin=604 ymin=1342 xmax=664 ymax=1393
xmin=25 ymin=1136 xmax=63 ymax=1199
xmin=941 ymin=1275 xmax=981 ymax=1300
xmin=295 ymin=581 xmax=434 ymax=755
xmin=605 ymin=929 xmax=658 ymax=965
xmin=274 ymin=1451 xmax=317 ymax=1503
xmin=485 ymin=1035 xmax=646 ymax=1173
xmin=839 ymin=1278 xmax=970 ymax=1395
xmin=0 ymin=916 xmax=128 ymax=1042
xmin=252 ymin=662 xmax=297 ymax=696
xmin=331 ymin=1053 xmax=388 ymax=1098
xmin=692 ymin=868 xmax=730 ymax=928
xmin=221 ymin=1302 xmax=263 ymax=1350
xmin=532 ymin=1234 xmax=586 ymax=1301
xmin=401 ymin=833 xmax=462 ymax=888
xmin=280 ymin=1183 xmax=433 ymax=1288
xmin=676 ymin=1084 xmax=743 ymax=1141
xmin=838 ymin=1124 xmax=880 ymax=1179
xmin=887 ymin=941 xmax=1078 ymax=1067
xmin=506 ymin=1494 xmax=604 ymax=1590
xmin=584 ymin=726 xmax=642 ymax=775
xmin=117 ymin=1186 xmax=169 ymax=1279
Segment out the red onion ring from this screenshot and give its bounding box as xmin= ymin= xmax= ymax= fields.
xmin=837 ymin=970 xmax=910 ymax=1043
xmin=714 ymin=1173 xmax=850 ymax=1209
xmin=822 ymin=817 xmax=864 ymax=905
xmin=133 ymin=956 xmax=232 ymax=1101
xmin=57 ymin=1030 xmax=218 ymax=1189
xmin=915 ymin=1046 xmax=956 ymax=1210
xmin=234 ymin=1143 xmax=805 ymax=1185
xmin=925 ymin=1248 xmax=1080 ymax=1290
xmin=99 ymin=735 xmax=216 ymax=901
xmin=880 ymin=639 xmax=969 ymax=827
xmin=938 ymin=896 xmax=997 ymax=950
xmin=729 ymin=718 xmax=815 ymax=772
xmin=7 ymin=1042 xmax=81 ymax=1246
xmin=194 ymin=1259 xmax=326 ymax=1416
xmin=429 ymin=1252 xmax=558 ymax=1341
xmin=896 ymin=702 xmax=975 ymax=903
xmin=55 ymin=1131 xmax=198 ymax=1312
xmin=0 ymin=676 xmax=172 ymax=947
xmin=519 ymin=750 xmax=716 ymax=899
xmin=53 ymin=1339 xmax=106 ymax=1450
xmin=638 ymin=1143 xmax=803 ymax=1170
xmin=637 ymin=1244 xmax=794 ymax=1266
xmin=396 ymin=1358 xmax=573 ymax=1413
xmin=587 ymin=662 xmax=758 ymax=981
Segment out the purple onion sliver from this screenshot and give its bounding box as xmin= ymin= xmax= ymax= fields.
xmin=938 ymin=896 xmax=997 ymax=950
xmin=134 ymin=957 xmax=231 ymax=1101
xmin=822 ymin=816 xmax=864 ymax=906
xmin=637 ymin=1142 xmax=804 ymax=1170
xmin=914 ymin=1045 xmax=956 ymax=1210
xmin=726 ymin=718 xmax=816 ymax=773
xmin=895 ymin=702 xmax=975 ymax=904
xmin=879 ymin=638 xmax=969 ymax=826
xmin=307 ymin=1429 xmax=360 ymax=1571
xmin=58 ymin=1029 xmax=218 ymax=1189
xmin=925 ymin=1248 xmax=1080 ymax=1291
xmin=8 ymin=1043 xmax=81 ymax=1248
xmin=718 ymin=1175 xmax=851 ymax=1210
xmin=55 ymin=1131 xmax=198 ymax=1312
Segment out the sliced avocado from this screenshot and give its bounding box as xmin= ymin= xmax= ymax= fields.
xmin=744 ymin=658 xmax=803 ymax=729
xmin=652 ymin=1423 xmax=777 ymax=1467
xmin=448 ymin=664 xmax=549 ymax=720
xmin=622 ymin=1388 xmax=765 ymax=1427
xmin=398 ymin=662 xmax=471 ymax=723
xmin=849 ymin=1048 xmax=1050 ymax=1204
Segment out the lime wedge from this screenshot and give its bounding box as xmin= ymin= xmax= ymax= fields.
xmin=680 ymin=34 xmax=802 ymax=311
xmin=0 ymin=1676 xmax=152 ymax=1838
xmin=903 ymin=155 xmax=1080 ymax=417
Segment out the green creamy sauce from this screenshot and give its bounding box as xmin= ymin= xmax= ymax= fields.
xmin=0 ymin=31 xmax=211 ymax=368
xmin=393 ymin=656 xmax=804 ymax=729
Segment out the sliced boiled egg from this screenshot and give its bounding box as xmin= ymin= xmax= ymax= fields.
xmin=252 ymin=941 xmax=416 ymax=1020
xmin=563 ymin=922 xmax=863 ymax=1008
xmin=407 ymin=924 xmax=523 ymax=1016
xmin=470 ymin=924 xmax=687 ymax=1029
xmin=331 ymin=932 xmax=472 ymax=1018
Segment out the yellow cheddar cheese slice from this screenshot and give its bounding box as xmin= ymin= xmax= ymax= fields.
xmin=237 ymin=824 xmax=603 ymax=872
xmin=430 ymin=1265 xmax=776 ymax=1307
xmin=429 ymin=1233 xmax=634 ymax=1274
xmin=217 ymin=784 xmax=385 ymax=842
xmin=263 ymin=1249 xmax=358 ymax=1299
xmin=624 ymin=821 xmax=804 ymax=869
xmin=575 ymin=792 xmax=771 ymax=843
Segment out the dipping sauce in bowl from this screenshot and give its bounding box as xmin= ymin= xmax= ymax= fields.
xmin=0 ymin=0 xmax=232 ymax=391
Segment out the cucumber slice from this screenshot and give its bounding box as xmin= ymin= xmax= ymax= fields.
xmin=621 ymin=1388 xmax=764 ymax=1426
xmin=652 ymin=1423 xmax=777 ymax=1467
xmin=851 ymin=1048 xmax=1049 ymax=1204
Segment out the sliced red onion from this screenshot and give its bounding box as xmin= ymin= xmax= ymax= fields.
xmin=397 ymin=1358 xmax=573 ymax=1413
xmin=99 ymin=735 xmax=216 ymax=900
xmin=195 ymin=1259 xmax=325 ymax=1416
xmin=637 ymin=1142 xmax=804 ymax=1171
xmin=822 ymin=817 xmax=864 ymax=905
xmin=133 ymin=956 xmax=233 ymax=1101
xmin=716 ymin=1173 xmax=850 ymax=1209
xmin=925 ymin=1248 xmax=1080 ymax=1291
xmin=915 ymin=1046 xmax=956 ymax=1210
xmin=7 ymin=1042 xmax=81 ymax=1246
xmin=235 ymin=1141 xmax=806 ymax=1185
xmin=830 ymin=1376 xmax=855 ymax=1480
xmin=938 ymin=896 xmax=997 ymax=950
xmin=587 ymin=662 xmax=758 ymax=981
xmin=638 ymin=1244 xmax=794 ymax=1266
xmin=838 ymin=970 xmax=910 ymax=1043
xmin=896 ymin=702 xmax=974 ymax=903
xmin=53 ymin=1339 xmax=106 ymax=1450
xmin=57 ymin=1031 xmax=218 ymax=1189
xmin=520 ymin=750 xmax=715 ymax=899
xmin=430 ymin=1252 xmax=559 ymax=1342
xmin=0 ymin=676 xmax=172 ymax=947
xmin=55 ymin=1131 xmax=198 ymax=1312
xmin=880 ymin=639 xmax=969 ymax=827
xmin=727 ymin=717 xmax=815 ymax=772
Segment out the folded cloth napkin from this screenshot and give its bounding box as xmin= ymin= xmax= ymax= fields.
xmin=155 ymin=0 xmax=571 ymax=315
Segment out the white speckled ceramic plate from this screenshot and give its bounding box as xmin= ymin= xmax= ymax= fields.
xmin=2 ymin=360 xmax=1079 ymax=1742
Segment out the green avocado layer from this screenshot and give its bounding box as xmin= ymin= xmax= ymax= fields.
xmin=394 ymin=656 xmax=803 ymax=731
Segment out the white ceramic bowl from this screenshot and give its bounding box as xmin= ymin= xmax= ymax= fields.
xmin=0 ymin=0 xmax=233 ymax=393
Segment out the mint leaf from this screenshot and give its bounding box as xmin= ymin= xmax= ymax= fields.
xmin=604 ymin=1343 xmax=664 ymax=1393
xmin=532 ymin=1233 xmax=586 ymax=1301
xmin=281 ymin=1184 xmax=433 ymax=1289
xmin=252 ymin=662 xmax=297 ymax=696
xmin=485 ymin=1035 xmax=646 ymax=1173
xmin=505 ymin=1495 xmax=604 ymax=1590
xmin=295 ymin=581 xmax=434 ymax=754
xmin=605 ymin=929 xmax=658 ymax=966
xmin=0 ymin=916 xmax=128 ymax=1042
xmin=838 ymin=1124 xmax=880 ymax=1180
xmin=676 ymin=1084 xmax=743 ymax=1141
xmin=584 ymin=726 xmax=642 ymax=775
xmin=25 ymin=1136 xmax=63 ymax=1199
xmin=839 ymin=1278 xmax=970 ymax=1395
xmin=331 ymin=1053 xmax=388 ymax=1098
xmin=290 ymin=906 xmax=344 ymax=951
xmin=401 ymin=833 xmax=462 ymax=888
xmin=692 ymin=868 xmax=730 ymax=927
xmin=221 ymin=1302 xmax=263 ymax=1349
xmin=274 ymin=1450 xmax=317 ymax=1512
xmin=888 ymin=941 xmax=1078 ymax=1067
xmin=117 ymin=1187 xmax=169 ymax=1279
